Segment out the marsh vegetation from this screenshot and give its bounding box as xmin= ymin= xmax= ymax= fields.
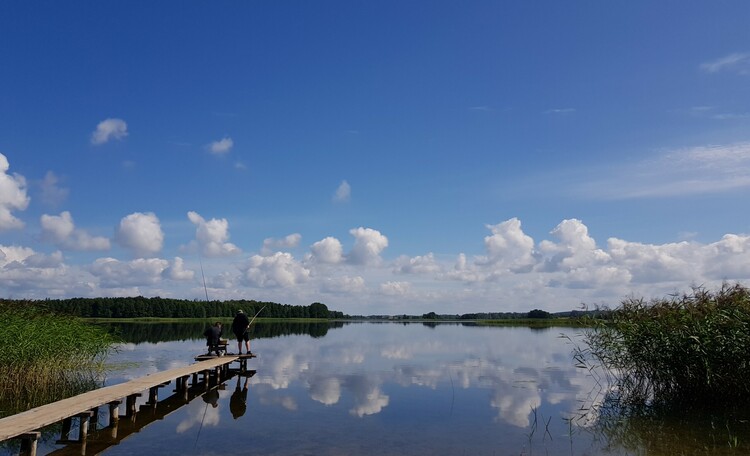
xmin=0 ymin=301 xmax=114 ymax=417
xmin=583 ymin=283 xmax=750 ymax=408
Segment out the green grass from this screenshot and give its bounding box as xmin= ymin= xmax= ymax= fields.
xmin=477 ymin=317 xmax=592 ymax=327
xmin=583 ymin=283 xmax=750 ymax=407
xmin=0 ymin=301 xmax=115 ymax=416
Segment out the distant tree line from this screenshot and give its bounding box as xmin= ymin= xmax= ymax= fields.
xmin=353 ymin=309 xmax=608 ymax=321
xmin=0 ymin=297 xmax=344 ymax=320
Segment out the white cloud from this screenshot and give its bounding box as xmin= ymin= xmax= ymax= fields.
xmin=320 ymin=276 xmax=365 ymax=294
xmin=115 ymin=212 xmax=164 ymax=257
xmin=573 ymin=142 xmax=750 ymax=200
xmin=39 ymin=171 xmax=69 ymax=206
xmin=208 ymin=137 xmax=234 ymax=155
xmin=91 ymin=118 xmax=128 ymax=145
xmin=90 ymin=257 xmax=169 ymax=288
xmin=163 ymin=256 xmax=195 ymax=281
xmin=187 ymin=211 xmax=240 ymax=257
xmin=394 ymin=253 xmax=441 ymax=274
xmin=0 ymin=153 xmax=30 ymax=231
xmin=479 ymin=218 xmax=537 ymax=273
xmin=0 ymin=245 xmax=71 ymax=296
xmin=379 ymin=281 xmax=410 ymax=296
xmin=243 ymin=252 xmax=310 ymax=288
xmin=700 ymin=52 xmax=750 ymax=74
xmin=40 ymin=211 xmax=110 ymax=251
xmin=0 ymin=245 xmax=63 ymax=269
xmin=544 ymin=108 xmax=576 ymax=114
xmin=261 ymin=233 xmax=301 ymax=256
xmin=310 ymin=237 xmax=343 ymax=264
xmin=333 ymin=180 xmax=351 ymax=203
xmin=348 ymin=227 xmax=388 ymax=265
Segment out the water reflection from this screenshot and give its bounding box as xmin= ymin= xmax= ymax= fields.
xmin=17 ymin=322 xmax=750 ymax=455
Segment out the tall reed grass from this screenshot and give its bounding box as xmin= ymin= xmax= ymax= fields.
xmin=584 ymin=283 xmax=750 ymax=407
xmin=0 ymin=301 xmax=114 ymax=416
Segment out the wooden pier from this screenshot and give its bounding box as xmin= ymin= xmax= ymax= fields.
xmin=0 ymin=353 xmax=256 ymax=455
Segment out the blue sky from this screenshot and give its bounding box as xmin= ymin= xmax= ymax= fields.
xmin=2 ymin=1 xmax=750 ymax=314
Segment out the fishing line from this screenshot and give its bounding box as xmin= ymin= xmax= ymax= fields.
xmin=195 ymin=252 xmax=211 ymax=449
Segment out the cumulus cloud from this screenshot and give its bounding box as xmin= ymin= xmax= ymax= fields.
xmin=115 ymin=212 xmax=164 ymax=257
xmin=0 ymin=153 xmax=30 ymax=231
xmin=348 ymin=227 xmax=388 ymax=265
xmin=38 ymin=171 xmax=69 ymax=206
xmin=480 ymin=218 xmax=537 ymax=272
xmin=208 ymin=137 xmax=234 ymax=155
xmin=310 ymin=237 xmax=343 ymax=264
xmin=394 ymin=253 xmax=441 ymax=274
xmin=90 ymin=257 xmax=169 ymax=288
xmin=261 ymin=233 xmax=301 ymax=256
xmin=163 ymin=256 xmax=195 ymax=281
xmin=187 ymin=211 xmax=240 ymax=257
xmin=40 ymin=211 xmax=110 ymax=251
xmin=243 ymin=252 xmax=310 ymax=288
xmin=700 ymin=52 xmax=750 ymax=74
xmin=333 ymin=180 xmax=351 ymax=203
xmin=91 ymin=118 xmax=128 ymax=145
xmin=320 ymin=275 xmax=365 ymax=294
xmin=380 ymin=281 xmax=410 ymax=296
xmin=0 ymin=245 xmax=63 ymax=269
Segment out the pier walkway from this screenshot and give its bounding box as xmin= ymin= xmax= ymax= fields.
xmin=0 ymin=353 xmax=255 ymax=455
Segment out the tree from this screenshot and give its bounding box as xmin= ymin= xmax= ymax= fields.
xmin=527 ymin=309 xmax=551 ymax=319
xmin=309 ymin=302 xmax=329 ymax=319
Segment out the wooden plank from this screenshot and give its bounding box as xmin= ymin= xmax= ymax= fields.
xmin=0 ymin=356 xmax=238 ymax=442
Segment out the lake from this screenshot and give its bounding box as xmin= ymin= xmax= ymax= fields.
xmin=12 ymin=322 xmax=750 ymax=455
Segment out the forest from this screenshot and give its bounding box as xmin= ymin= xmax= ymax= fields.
xmin=0 ymin=297 xmax=344 ymax=320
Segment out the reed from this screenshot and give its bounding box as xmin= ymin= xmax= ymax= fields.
xmin=0 ymin=301 xmax=114 ymax=416
xmin=584 ymin=283 xmax=750 ymax=407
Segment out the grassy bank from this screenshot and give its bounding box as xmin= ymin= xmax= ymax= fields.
xmin=477 ymin=317 xmax=592 ymax=328
xmin=584 ymin=283 xmax=750 ymax=407
xmin=0 ymin=301 xmax=114 ymax=416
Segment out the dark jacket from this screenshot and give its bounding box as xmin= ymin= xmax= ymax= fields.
xmin=204 ymin=325 xmax=222 ymax=346
xmin=232 ymin=312 xmax=250 ymax=336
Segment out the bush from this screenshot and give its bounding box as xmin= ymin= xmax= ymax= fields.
xmin=584 ymin=283 xmax=750 ymax=407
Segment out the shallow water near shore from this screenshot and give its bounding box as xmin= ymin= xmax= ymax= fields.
xmin=10 ymin=322 xmax=750 ymax=455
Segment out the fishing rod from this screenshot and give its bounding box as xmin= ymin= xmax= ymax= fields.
xmin=248 ymin=306 xmax=266 ymax=326
xmin=198 ymin=254 xmax=210 ymax=302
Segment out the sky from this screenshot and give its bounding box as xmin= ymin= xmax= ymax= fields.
xmin=1 ymin=1 xmax=750 ymax=315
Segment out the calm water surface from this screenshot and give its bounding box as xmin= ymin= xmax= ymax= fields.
xmin=24 ymin=322 xmax=750 ymax=455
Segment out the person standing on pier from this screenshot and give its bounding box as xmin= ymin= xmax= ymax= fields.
xmin=232 ymin=309 xmax=251 ymax=354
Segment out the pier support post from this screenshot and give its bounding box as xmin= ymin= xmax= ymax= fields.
xmin=19 ymin=432 xmax=40 ymax=456
xmin=148 ymin=386 xmax=159 ymax=404
xmin=91 ymin=407 xmax=99 ymax=427
xmin=125 ymin=393 xmax=141 ymax=419
xmin=60 ymin=417 xmax=72 ymax=440
xmin=76 ymin=411 xmax=94 ymax=441
xmin=108 ymin=400 xmax=121 ymax=425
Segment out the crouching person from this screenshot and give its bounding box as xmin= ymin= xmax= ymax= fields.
xmin=203 ymin=322 xmax=223 ymax=356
